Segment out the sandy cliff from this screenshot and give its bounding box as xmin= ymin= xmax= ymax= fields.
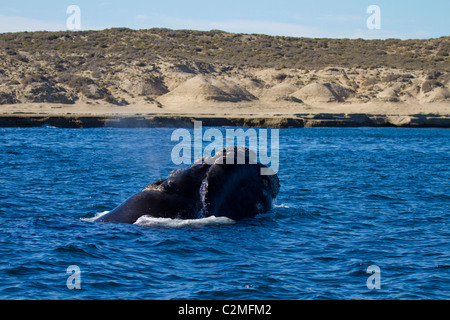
xmin=0 ymin=29 xmax=449 ymax=127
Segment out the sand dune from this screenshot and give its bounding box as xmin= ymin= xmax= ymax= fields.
xmin=291 ymin=83 xmax=340 ymax=103
xmin=0 ymin=55 xmax=449 ymax=120
xmin=158 ymin=75 xmax=257 ymax=104
xmin=261 ymin=83 xmax=299 ymax=101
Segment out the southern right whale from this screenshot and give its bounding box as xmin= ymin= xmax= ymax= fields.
xmin=95 ymin=147 xmax=280 ymax=224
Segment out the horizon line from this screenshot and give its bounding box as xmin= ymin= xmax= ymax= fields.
xmin=0 ymin=26 xmax=448 ymax=41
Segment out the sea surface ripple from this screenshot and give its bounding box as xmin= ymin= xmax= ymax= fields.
xmin=0 ymin=127 xmax=449 ymax=299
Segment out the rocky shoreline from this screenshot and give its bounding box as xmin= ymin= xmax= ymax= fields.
xmin=1 ymin=113 xmax=449 ymax=128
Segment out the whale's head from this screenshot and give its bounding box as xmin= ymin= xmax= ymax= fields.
xmin=96 ymin=147 xmax=280 ymax=223
xmin=192 ymin=147 xmax=280 ymax=220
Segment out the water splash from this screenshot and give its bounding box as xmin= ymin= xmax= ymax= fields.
xmin=134 ymin=215 xmax=235 ymax=228
xmin=274 ymin=203 xmax=291 ymax=209
xmin=81 ymin=211 xmax=109 ymax=222
xmin=199 ymin=178 xmax=209 ymax=218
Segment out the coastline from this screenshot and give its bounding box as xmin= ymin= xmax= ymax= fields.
xmin=1 ymin=112 xmax=450 ymax=129
xmin=1 ymin=29 xmax=448 ymax=129
xmin=1 ymin=102 xmax=449 ymax=128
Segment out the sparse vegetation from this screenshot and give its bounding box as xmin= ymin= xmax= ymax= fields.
xmin=422 ymin=79 xmax=443 ymax=93
xmin=0 ymin=28 xmax=448 ymax=71
xmin=0 ymin=28 xmax=448 ymax=105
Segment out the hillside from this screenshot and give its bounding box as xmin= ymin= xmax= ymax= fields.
xmin=0 ymin=28 xmax=449 ymax=110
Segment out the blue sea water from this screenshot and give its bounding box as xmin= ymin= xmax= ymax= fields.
xmin=0 ymin=126 xmax=449 ymax=300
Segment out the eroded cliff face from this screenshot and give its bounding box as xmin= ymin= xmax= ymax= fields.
xmin=0 ymin=29 xmax=448 ymax=109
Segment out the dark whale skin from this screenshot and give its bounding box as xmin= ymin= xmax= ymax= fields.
xmin=95 ymin=147 xmax=279 ymax=224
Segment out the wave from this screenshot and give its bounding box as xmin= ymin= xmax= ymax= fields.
xmin=274 ymin=203 xmax=291 ymax=209
xmin=81 ymin=211 xmax=109 ymax=222
xmin=134 ymin=215 xmax=235 ymax=228
xmin=82 ymin=211 xmax=235 ymax=228
xmin=41 ymin=124 xmax=59 ymax=129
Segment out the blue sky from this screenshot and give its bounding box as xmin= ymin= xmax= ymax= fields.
xmin=0 ymin=0 xmax=448 ymax=39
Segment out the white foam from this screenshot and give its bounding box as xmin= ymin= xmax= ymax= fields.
xmin=82 ymin=211 xmax=235 ymax=228
xmin=134 ymin=215 xmax=236 ymax=228
xmin=199 ymin=178 xmax=208 ymax=217
xmin=81 ymin=211 xmax=109 ymax=222
xmin=41 ymin=124 xmax=58 ymax=129
xmin=274 ymin=203 xmax=291 ymax=209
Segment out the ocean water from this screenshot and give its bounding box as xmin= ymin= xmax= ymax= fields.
xmin=0 ymin=126 xmax=449 ymax=300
